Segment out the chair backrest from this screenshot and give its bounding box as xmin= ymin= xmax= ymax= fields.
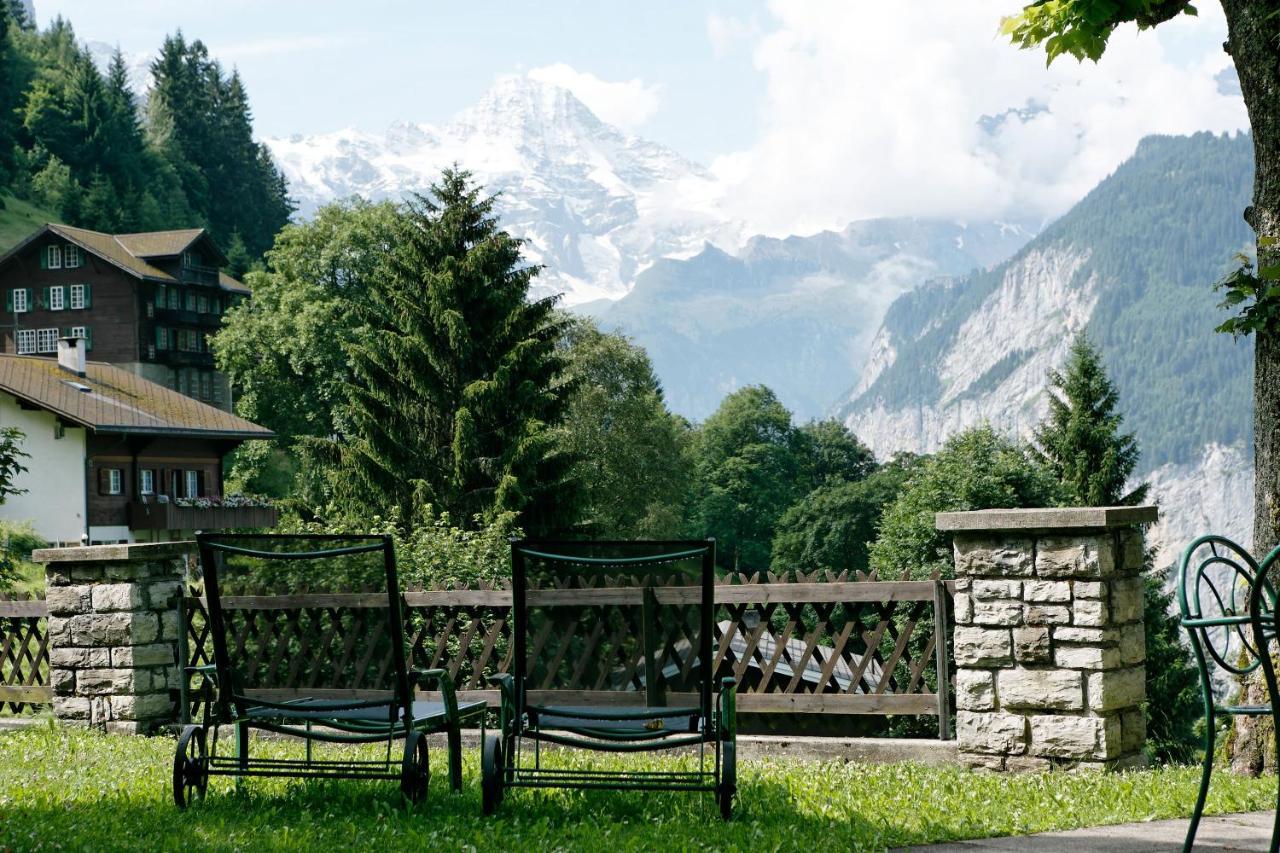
xmin=196 ymin=533 xmax=411 ymax=722
xmin=1178 ymin=535 xmax=1275 ymax=701
xmin=510 ymin=539 xmax=716 ymax=719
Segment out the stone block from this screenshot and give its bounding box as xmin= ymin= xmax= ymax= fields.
xmin=53 ymin=696 xmax=91 ymax=720
xmin=1073 ymin=581 xmax=1106 ymax=599
xmin=1087 ymin=667 xmax=1145 ymax=712
xmin=1119 ymin=624 xmax=1146 ymax=665
xmin=68 ymin=565 xmax=105 ymax=582
xmin=68 ymin=611 xmax=159 ymax=647
xmin=1121 ymin=708 xmax=1147 ymax=754
xmin=1013 ymin=626 xmax=1051 ymax=664
xmin=954 ymin=627 xmax=1013 ymax=666
xmin=956 ymin=669 xmax=996 ymax=711
xmin=1036 ymin=536 xmax=1116 ymax=578
xmin=105 ymin=561 xmax=150 ymax=581
xmin=1111 ymin=578 xmax=1144 ymax=623
xmin=111 ymin=692 xmax=174 ymax=720
xmin=104 ymin=720 xmax=148 ymax=736
xmin=1005 ymin=756 xmax=1053 ymax=772
xmin=110 ymin=643 xmax=175 ymax=668
xmin=91 ymin=583 xmax=145 ymax=612
xmin=1119 ymin=530 xmax=1146 ymax=573
xmin=958 ymin=711 xmax=1027 ymax=755
xmin=972 ymin=598 xmax=1023 ymax=626
xmin=45 ymin=584 xmax=92 ymax=616
xmin=1055 ymin=644 xmax=1122 ymax=671
xmin=160 ymin=610 xmax=182 ymax=642
xmin=51 ymin=668 xmax=76 ymax=695
xmin=973 ymin=580 xmax=1021 ymax=600
xmin=46 ymin=568 xmax=73 ymax=587
xmin=1024 ymin=605 xmax=1070 ymax=626
xmin=954 ymin=536 xmax=1033 ymax=577
xmin=999 ymin=669 xmax=1084 ymax=711
xmin=1029 ymin=714 xmax=1104 ymax=759
xmin=77 ymin=668 xmax=140 ymax=695
xmin=1024 ymin=580 xmax=1071 ymax=603
xmin=146 ymin=581 xmax=183 ymax=609
xmin=46 ymin=615 xmax=72 ymax=644
xmin=49 ymin=647 xmax=111 ymax=668
xmin=1072 ymin=598 xmax=1109 ymax=627
xmin=953 ymin=592 xmax=973 ymax=623
xmin=962 ymin=754 xmax=1008 ymax=772
xmin=1053 ymin=627 xmax=1119 ymax=645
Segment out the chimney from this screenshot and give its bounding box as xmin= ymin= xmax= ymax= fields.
xmin=57 ymin=335 xmax=86 ymax=377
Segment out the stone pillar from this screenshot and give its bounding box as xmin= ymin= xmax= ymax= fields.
xmin=936 ymin=506 xmax=1158 ymax=772
xmin=33 ymin=543 xmax=192 ymax=734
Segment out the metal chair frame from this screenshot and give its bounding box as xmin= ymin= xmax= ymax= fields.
xmin=1178 ymin=534 xmax=1280 ymax=852
xmin=482 ymin=539 xmax=737 ymax=819
xmin=172 ymin=533 xmax=486 ymax=808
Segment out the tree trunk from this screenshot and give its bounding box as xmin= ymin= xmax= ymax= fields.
xmin=1218 ymin=0 xmax=1280 ymax=774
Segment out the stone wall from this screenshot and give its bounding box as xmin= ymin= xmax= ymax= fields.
xmin=936 ymin=506 xmax=1158 ymax=772
xmin=33 ymin=543 xmax=191 ymax=735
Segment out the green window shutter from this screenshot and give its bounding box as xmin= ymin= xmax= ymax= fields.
xmin=39 ymin=250 xmax=47 ymax=270
xmin=4 ymin=290 xmax=10 ymax=312
xmin=41 ymin=287 xmax=49 ymax=309
xmin=85 ymin=328 xmax=92 ymax=350
xmin=24 ymin=288 xmax=33 ymax=309
xmin=60 ymin=327 xmax=70 ymax=337
xmin=83 ymin=284 xmax=92 ymax=308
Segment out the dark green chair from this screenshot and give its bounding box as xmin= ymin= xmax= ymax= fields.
xmin=482 ymin=539 xmax=737 ymax=819
xmin=172 ymin=533 xmax=486 ymax=808
xmin=1178 ymin=535 xmax=1280 ymax=851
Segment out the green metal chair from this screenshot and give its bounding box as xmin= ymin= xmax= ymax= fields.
xmin=482 ymin=539 xmax=737 ymax=819
xmin=1178 ymin=535 xmax=1280 ymax=851
xmin=172 ymin=533 xmax=487 ymax=808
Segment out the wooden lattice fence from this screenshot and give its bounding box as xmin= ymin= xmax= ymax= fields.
xmin=0 ymin=593 xmax=51 ymax=714
xmin=180 ymin=571 xmax=955 ymax=737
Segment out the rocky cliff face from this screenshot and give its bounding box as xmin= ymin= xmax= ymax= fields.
xmin=837 ymin=133 xmax=1257 ymax=569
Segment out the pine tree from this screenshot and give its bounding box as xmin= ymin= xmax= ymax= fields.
xmin=323 ymin=169 xmax=576 ymax=532
xmin=1032 ymin=332 xmax=1148 ymax=506
xmin=0 ymin=1 xmax=12 ymax=192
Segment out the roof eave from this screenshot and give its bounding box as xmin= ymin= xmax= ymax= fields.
xmin=91 ymin=426 xmax=276 ymax=440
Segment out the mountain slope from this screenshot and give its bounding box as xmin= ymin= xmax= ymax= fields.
xmin=267 ymin=76 xmax=737 ymax=305
xmin=592 ymin=217 xmax=1036 ymax=420
xmin=836 ymin=131 xmax=1256 ymax=560
xmin=0 ymin=195 xmax=57 ymax=253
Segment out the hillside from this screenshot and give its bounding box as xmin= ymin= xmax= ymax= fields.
xmin=591 ymin=217 xmax=1035 ymax=420
xmin=836 ymin=131 xmax=1256 ymax=561
xmin=0 ymin=195 xmax=56 ymax=253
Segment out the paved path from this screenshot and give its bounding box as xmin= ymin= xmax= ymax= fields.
xmin=895 ymin=811 xmax=1275 ymax=852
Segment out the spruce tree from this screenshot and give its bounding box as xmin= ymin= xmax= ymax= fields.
xmin=1032 ymin=332 xmax=1148 ymax=506
xmin=324 ymin=169 xmax=576 ymax=532
xmin=0 ymin=1 xmax=13 ymax=192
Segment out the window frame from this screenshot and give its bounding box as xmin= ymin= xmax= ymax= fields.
xmin=185 ymin=470 xmax=199 ymax=499
xmin=46 ymin=246 xmax=62 ymax=270
xmin=36 ymin=328 xmax=58 ymax=353
xmin=15 ymin=330 xmax=36 ymax=354
xmin=63 ymin=245 xmax=80 ymax=269
xmin=12 ymin=289 xmax=28 ymax=313
xmin=107 ymin=469 xmax=123 ymax=496
xmin=69 ymin=284 xmax=85 ymax=310
xmin=48 ymin=285 xmax=64 ymax=311
xmin=139 ymin=469 xmax=154 ymax=496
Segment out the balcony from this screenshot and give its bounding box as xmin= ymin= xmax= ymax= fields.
xmin=154 ymin=307 xmax=225 ymax=328
xmin=128 ymin=500 xmax=278 ymax=532
xmin=178 ymin=265 xmax=220 ymax=287
xmin=154 ymin=349 xmax=215 ymax=367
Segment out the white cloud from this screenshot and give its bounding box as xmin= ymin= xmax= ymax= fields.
xmin=712 ymin=1 xmax=1248 ymax=237
xmin=707 ymin=13 xmax=760 ymax=59
xmin=527 ymin=62 xmax=662 ymax=130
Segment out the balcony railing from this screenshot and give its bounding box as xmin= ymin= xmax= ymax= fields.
xmin=178 ymin=266 xmax=220 ymax=287
xmin=128 ymin=500 xmax=278 ymax=532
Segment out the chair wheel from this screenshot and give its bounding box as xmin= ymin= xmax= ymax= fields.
xmin=482 ymin=733 xmax=504 ymax=815
xmin=718 ymin=740 xmax=736 ymax=821
xmin=400 ymin=731 xmax=429 ymax=804
xmin=173 ymin=725 xmax=208 ymax=809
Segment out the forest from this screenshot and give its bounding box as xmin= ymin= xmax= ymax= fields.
xmin=0 ymin=1 xmax=291 ymax=266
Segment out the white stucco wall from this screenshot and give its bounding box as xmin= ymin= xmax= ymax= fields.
xmin=0 ymin=393 xmax=87 ymax=544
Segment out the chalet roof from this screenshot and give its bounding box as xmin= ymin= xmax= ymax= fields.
xmin=0 ymin=224 xmax=248 ymax=293
xmin=0 ymin=355 xmax=273 ymax=439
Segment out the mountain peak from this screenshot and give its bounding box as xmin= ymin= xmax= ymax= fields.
xmin=448 ymin=74 xmax=607 ymax=142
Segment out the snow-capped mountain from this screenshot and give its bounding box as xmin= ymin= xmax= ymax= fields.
xmin=835 ymin=132 xmax=1257 ymax=569
xmin=268 ymin=75 xmax=739 ymax=304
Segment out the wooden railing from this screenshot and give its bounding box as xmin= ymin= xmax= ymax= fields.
xmin=180 ymin=571 xmax=955 ymax=737
xmin=0 ymin=593 xmax=51 ymax=713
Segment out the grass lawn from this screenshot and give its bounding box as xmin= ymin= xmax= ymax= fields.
xmin=0 ymin=724 xmax=1275 ymax=852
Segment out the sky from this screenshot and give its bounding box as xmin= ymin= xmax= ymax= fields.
xmin=33 ymin=0 xmax=1250 ymax=236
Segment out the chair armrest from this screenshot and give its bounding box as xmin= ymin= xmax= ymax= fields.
xmin=717 ymin=676 xmax=737 ymax=741
xmin=487 ymin=673 xmax=517 ymax=733
xmin=184 ymin=663 xmax=218 ymax=685
xmin=412 ymin=667 xmax=459 ymax=720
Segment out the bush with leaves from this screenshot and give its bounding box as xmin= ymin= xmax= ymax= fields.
xmin=0 ymin=427 xmax=30 ymax=591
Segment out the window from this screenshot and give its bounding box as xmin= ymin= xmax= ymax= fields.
xmin=139 ymin=469 xmax=154 ymax=496
xmin=168 ymin=288 xmax=180 ymax=310
xmin=69 ymin=326 xmax=89 ymax=350
xmin=69 ymin=284 xmax=86 ymax=310
xmin=177 ymin=370 xmax=188 ymax=396
xmin=155 ymin=326 xmax=168 ymax=351
xmin=46 ymin=246 xmax=62 ymax=270
xmin=147 ymin=344 xmax=156 ymax=360
xmin=36 ymin=328 xmax=58 ymax=353
xmin=63 ymin=245 xmax=80 ymax=269
xmin=185 ymin=470 xmax=199 ymax=498
xmin=11 ymin=288 xmax=28 ymax=313
xmin=16 ymin=330 xmax=35 ymax=354
xmin=156 ymin=285 xmax=166 ymax=307
xmin=47 ymin=286 xmax=64 ymax=311
xmin=200 ymin=372 xmax=212 ymax=400
xmin=212 ymin=378 xmax=223 ymax=405
xmin=99 ymin=468 xmax=123 ymax=496
xmin=198 ymin=295 xmax=208 ymax=314
xmin=185 ymin=291 xmax=197 ymax=312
